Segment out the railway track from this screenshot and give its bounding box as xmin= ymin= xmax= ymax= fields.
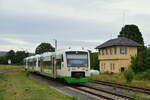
xmin=29 ymin=72 xmax=150 ymax=100
xmin=69 ymin=84 xmax=132 ymax=100
xmin=92 ymin=80 xmax=150 ymax=95
xmin=32 ymin=72 xmax=132 ymax=100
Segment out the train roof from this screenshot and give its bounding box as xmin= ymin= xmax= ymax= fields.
xmin=25 ymin=48 xmax=89 ymax=59
xmin=56 ymin=48 xmax=89 ymax=53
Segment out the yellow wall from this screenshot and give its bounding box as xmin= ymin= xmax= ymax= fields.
xmin=98 ymin=46 xmax=137 ymax=73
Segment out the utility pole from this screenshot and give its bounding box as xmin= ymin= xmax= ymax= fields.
xmin=53 ymin=39 xmax=57 ymax=52
xmin=123 ymin=10 xmax=126 ymax=27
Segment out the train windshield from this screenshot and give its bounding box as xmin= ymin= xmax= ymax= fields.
xmin=66 ymin=51 xmax=88 ymax=67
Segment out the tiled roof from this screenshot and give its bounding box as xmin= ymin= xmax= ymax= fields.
xmin=96 ymin=37 xmax=142 ymax=49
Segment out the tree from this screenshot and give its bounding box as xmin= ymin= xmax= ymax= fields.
xmin=90 ymin=52 xmax=99 ymax=70
xmin=0 ymin=56 xmax=7 ymax=64
xmin=118 ymin=24 xmax=144 ymax=46
xmin=6 ymin=50 xmax=15 ymax=64
xmin=35 ymin=42 xmax=55 ymax=54
xmin=15 ymin=51 xmax=29 ymax=64
xmin=130 ymin=47 xmax=150 ymax=73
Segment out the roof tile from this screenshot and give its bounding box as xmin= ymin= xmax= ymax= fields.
xmin=96 ymin=37 xmax=142 ymax=49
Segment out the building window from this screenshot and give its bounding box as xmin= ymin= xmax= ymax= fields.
xmin=110 ymin=63 xmax=112 ymax=70
xmin=101 ymin=63 xmax=103 ymax=67
xmin=106 ymin=49 xmax=108 ymax=55
xmin=109 ymin=48 xmax=114 ymax=55
xmin=101 ymin=63 xmax=103 ymax=70
xmin=114 ymin=47 xmax=117 ymax=54
xmin=101 ymin=63 xmax=105 ymax=70
xmin=113 ymin=64 xmax=115 ymax=70
xmin=99 ymin=50 xmax=101 ymax=55
xmin=110 ymin=48 xmax=112 ymax=55
xmin=102 ymin=49 xmax=104 ymax=55
xmin=120 ymin=48 xmax=127 ymax=54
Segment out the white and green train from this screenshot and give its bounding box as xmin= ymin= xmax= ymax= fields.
xmin=24 ymin=49 xmax=91 ymax=84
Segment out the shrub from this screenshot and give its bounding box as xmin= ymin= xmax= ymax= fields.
xmin=134 ymin=70 xmax=150 ymax=80
xmin=110 ymin=72 xmax=114 ymax=75
xmin=131 ymin=47 xmax=150 ymax=73
xmin=124 ymin=68 xmax=135 ymax=83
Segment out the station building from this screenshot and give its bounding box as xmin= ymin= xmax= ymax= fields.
xmin=96 ymin=37 xmax=141 ymax=73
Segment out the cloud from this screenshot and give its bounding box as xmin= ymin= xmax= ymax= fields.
xmin=0 ymin=37 xmax=36 ymax=52
xmin=1 ymin=0 xmax=150 ymax=23
xmin=0 ymin=0 xmax=126 ymax=23
xmin=1 ymin=38 xmax=29 ymax=45
xmin=76 ymin=40 xmax=105 ymax=43
xmin=0 ymin=0 xmax=150 ymax=52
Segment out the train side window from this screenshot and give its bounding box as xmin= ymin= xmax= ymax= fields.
xmin=43 ymin=61 xmax=51 ymax=69
xmin=61 ymin=54 xmax=64 ymax=62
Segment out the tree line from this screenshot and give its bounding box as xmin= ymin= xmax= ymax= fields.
xmin=0 ymin=43 xmax=55 ymax=65
xmin=0 ymin=50 xmax=29 ymax=65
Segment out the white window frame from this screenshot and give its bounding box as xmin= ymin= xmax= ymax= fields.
xmin=120 ymin=47 xmax=127 ymax=54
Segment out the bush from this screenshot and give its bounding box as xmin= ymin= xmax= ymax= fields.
xmin=134 ymin=70 xmax=150 ymax=80
xmin=0 ymin=56 xmax=7 ymax=64
xmin=131 ymin=47 xmax=150 ymax=73
xmin=124 ymin=68 xmax=135 ymax=83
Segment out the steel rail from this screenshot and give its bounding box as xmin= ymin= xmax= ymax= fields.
xmin=92 ymin=80 xmax=150 ymax=95
xmin=79 ymin=84 xmax=132 ymax=100
xmin=30 ymin=72 xmax=132 ymax=100
xmin=70 ymin=86 xmax=114 ymax=100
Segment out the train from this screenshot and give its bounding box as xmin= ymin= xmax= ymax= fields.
xmin=24 ymin=48 xmax=91 ymax=84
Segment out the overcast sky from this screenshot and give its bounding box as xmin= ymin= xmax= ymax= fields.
xmin=0 ymin=0 xmax=150 ymax=52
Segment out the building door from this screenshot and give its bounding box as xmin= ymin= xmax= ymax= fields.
xmin=52 ymin=57 xmax=57 ymax=78
xmin=121 ymin=67 xmax=125 ymax=72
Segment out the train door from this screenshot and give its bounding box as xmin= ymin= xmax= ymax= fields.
xmin=40 ymin=58 xmax=44 ymax=73
xmin=52 ymin=57 xmax=57 ymax=78
xmin=32 ymin=59 xmax=35 ymax=72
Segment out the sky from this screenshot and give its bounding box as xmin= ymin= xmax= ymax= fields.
xmin=0 ymin=0 xmax=150 ymax=53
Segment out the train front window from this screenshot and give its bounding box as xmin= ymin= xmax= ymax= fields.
xmin=66 ymin=51 xmax=88 ymax=67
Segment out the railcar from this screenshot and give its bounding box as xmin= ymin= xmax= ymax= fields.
xmin=24 ymin=49 xmax=91 ymax=84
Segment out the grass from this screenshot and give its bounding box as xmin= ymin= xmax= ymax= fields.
xmin=0 ymin=65 xmax=22 ymax=69
xmin=0 ymin=70 xmax=77 ymax=100
xmin=91 ymin=73 xmax=150 ymax=89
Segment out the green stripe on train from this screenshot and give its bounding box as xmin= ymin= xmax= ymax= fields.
xmin=57 ymin=75 xmax=91 ymax=84
xmin=41 ymin=72 xmax=91 ymax=84
xmin=63 ymin=77 xmax=91 ymax=84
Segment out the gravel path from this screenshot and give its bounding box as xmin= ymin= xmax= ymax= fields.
xmin=29 ymin=73 xmax=99 ymax=100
